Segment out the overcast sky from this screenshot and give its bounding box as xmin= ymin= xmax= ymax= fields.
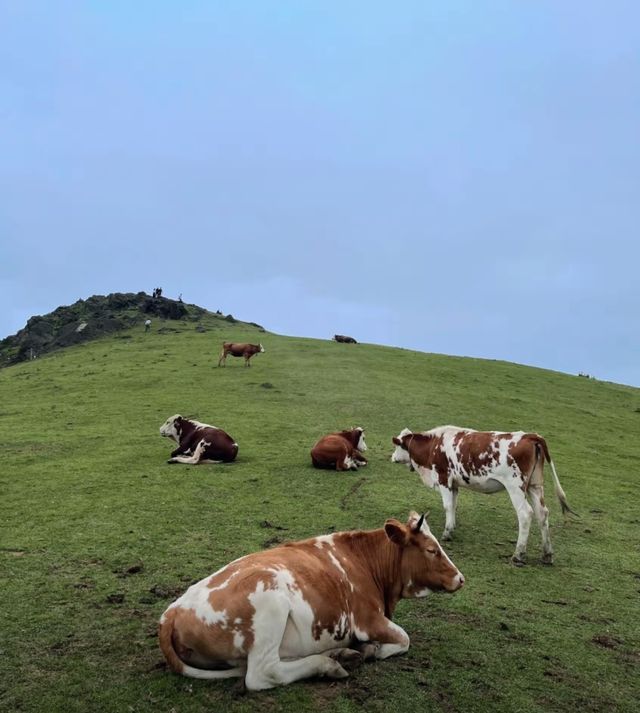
xmin=2 ymin=1 xmax=639 ymax=386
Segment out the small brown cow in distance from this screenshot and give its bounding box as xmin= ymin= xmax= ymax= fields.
xmin=311 ymin=427 xmax=368 ymax=471
xmin=218 ymin=342 xmax=265 ymax=367
xmin=333 ymin=334 xmax=357 ymax=344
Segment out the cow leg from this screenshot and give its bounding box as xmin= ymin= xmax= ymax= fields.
xmin=353 ymin=449 xmax=368 ymax=466
xmin=528 ymin=485 xmax=553 ymax=564
xmin=244 ymin=593 xmax=348 ymax=691
xmin=439 ymin=486 xmax=458 ymax=540
xmin=337 ymin=455 xmax=356 ymax=471
xmin=170 ymin=445 xmax=191 ymax=458
xmin=505 ymin=482 xmax=534 ymax=564
xmin=355 ymin=618 xmax=410 ymax=660
xmin=168 ymin=440 xmax=222 ymax=465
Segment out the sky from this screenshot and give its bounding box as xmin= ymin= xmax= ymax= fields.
xmin=1 ymin=1 xmax=639 ymax=386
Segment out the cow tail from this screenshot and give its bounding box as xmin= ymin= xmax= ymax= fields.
xmin=158 ymin=608 xmax=244 ymax=680
xmin=535 ymin=437 xmax=578 ymax=517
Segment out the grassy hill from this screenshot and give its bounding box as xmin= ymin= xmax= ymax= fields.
xmin=1 ymin=311 xmax=639 ymax=713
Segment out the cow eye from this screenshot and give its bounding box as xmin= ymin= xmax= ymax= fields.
xmin=426 ymin=547 xmax=437 ymax=555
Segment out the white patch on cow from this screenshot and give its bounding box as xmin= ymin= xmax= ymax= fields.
xmin=233 ymin=630 xmax=245 ymax=650
xmin=234 ymin=617 xmax=242 ymax=625
xmin=170 ymin=578 xmax=228 ymax=626
xmin=160 ymin=414 xmax=182 ymax=441
xmin=416 ymin=464 xmax=440 ymax=489
xmin=414 ymin=587 xmax=432 ymax=598
xmin=314 ymin=534 xmax=335 ymax=549
xmin=391 ymin=428 xmax=412 ymax=462
xmin=207 ymin=568 xmax=241 ymax=592
xmin=327 ymin=551 xmax=353 ymax=590
xmin=259 ymin=344 xmax=265 ymax=352
xmin=245 ymin=569 xmax=347 ymax=661
xmin=354 ymin=427 xmax=367 ymax=451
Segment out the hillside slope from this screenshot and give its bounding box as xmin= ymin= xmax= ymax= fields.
xmin=1 ymin=316 xmax=639 ymax=713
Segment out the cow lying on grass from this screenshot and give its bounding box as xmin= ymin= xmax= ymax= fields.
xmin=218 ymin=342 xmax=264 ymax=367
xmin=391 ymin=426 xmax=576 ymax=565
xmin=160 ymin=415 xmax=238 ymax=464
xmin=311 ymin=427 xmax=368 ymax=470
xmin=159 ymin=512 xmax=464 ymax=690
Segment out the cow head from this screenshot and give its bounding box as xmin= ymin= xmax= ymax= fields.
xmin=160 ymin=414 xmax=183 ymax=442
xmin=354 ymin=426 xmax=367 ymax=451
xmin=259 ymin=343 xmax=265 ymax=353
xmin=385 ymin=512 xmax=464 ymax=595
xmin=390 ymin=428 xmax=413 ymax=463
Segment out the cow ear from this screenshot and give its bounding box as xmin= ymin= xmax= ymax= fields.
xmin=392 ymin=437 xmax=402 ymax=446
xmin=385 ymin=519 xmax=409 ymax=546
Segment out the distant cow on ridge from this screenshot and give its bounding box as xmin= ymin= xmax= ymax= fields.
xmin=218 ymin=342 xmax=265 ymax=367
xmin=391 ymin=425 xmax=576 ymax=565
xmin=311 ymin=427 xmax=368 ymax=471
xmin=333 ymin=335 xmax=357 ymax=344
xmin=160 ymin=415 xmax=238 ymax=464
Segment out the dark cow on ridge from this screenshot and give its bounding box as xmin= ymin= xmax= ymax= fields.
xmin=333 ymin=334 xmax=357 ymax=344
xmin=391 ymin=426 xmax=576 ymax=565
xmin=158 ymin=512 xmax=464 ymax=690
xmin=160 ymin=415 xmax=238 ymax=464
xmin=311 ymin=427 xmax=368 ymax=471
xmin=218 ymin=342 xmax=265 ymax=367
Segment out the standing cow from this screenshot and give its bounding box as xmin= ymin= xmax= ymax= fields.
xmin=218 ymin=342 xmax=265 ymax=367
xmin=158 ymin=512 xmax=464 ymax=690
xmin=311 ymin=427 xmax=368 ymax=471
xmin=160 ymin=415 xmax=238 ymax=464
xmin=391 ymin=426 xmax=576 ymax=565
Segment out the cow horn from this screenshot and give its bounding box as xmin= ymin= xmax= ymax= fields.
xmin=413 ymin=513 xmax=425 ymax=532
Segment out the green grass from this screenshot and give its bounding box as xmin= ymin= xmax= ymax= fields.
xmin=1 ymin=314 xmax=639 ymax=713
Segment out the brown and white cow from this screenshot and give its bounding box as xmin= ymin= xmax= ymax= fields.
xmin=160 ymin=415 xmax=238 ymax=464
xmin=158 ymin=512 xmax=464 ymax=690
xmin=311 ymin=427 xmax=368 ymax=471
xmin=391 ymin=426 xmax=576 ymax=565
xmin=218 ymin=342 xmax=265 ymax=367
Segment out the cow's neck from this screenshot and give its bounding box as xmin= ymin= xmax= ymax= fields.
xmin=409 ymin=434 xmax=435 ymax=463
xmin=179 ymin=420 xmax=196 ymax=443
xmin=340 ymin=529 xmax=404 ymax=619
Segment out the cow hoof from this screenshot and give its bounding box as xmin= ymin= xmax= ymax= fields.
xmin=511 ymin=554 xmax=526 ymax=567
xmin=324 ymin=660 xmax=349 ymax=679
xmin=541 ymin=552 xmax=554 ymax=565
xmin=329 ymin=648 xmax=363 ymax=670
xmin=359 ymin=642 xmax=381 ymax=661
xmin=167 ymin=459 xmax=178 ymax=464
xmin=442 ymin=531 xmax=452 ymax=541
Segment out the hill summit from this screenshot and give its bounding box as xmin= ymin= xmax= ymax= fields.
xmin=0 ymin=291 xmax=261 ymax=367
